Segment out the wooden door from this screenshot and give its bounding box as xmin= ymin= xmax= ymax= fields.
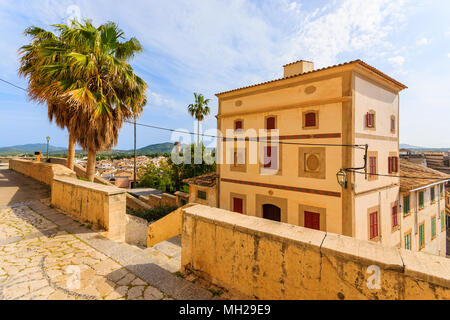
xmin=233 ymin=198 xmax=243 ymax=214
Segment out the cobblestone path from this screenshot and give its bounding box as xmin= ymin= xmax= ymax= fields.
xmin=0 ymin=206 xmax=165 ymax=300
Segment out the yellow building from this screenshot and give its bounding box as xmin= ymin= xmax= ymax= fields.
xmin=399 ymin=160 xmax=448 ymax=256
xmin=216 ymin=59 xmax=408 ymax=244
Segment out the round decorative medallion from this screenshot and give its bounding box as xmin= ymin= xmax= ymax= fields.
xmin=235 ymin=100 xmax=243 ymax=107
xmin=304 ymin=86 xmax=317 ymax=94
xmin=306 ymin=154 xmax=320 ymax=172
xmin=268 ymin=190 xmax=274 ymax=196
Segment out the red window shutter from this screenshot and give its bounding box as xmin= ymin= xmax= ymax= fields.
xmin=233 ymin=198 xmax=243 ymax=214
xmin=267 ymin=117 xmax=276 ymax=130
xmin=392 ymin=206 xmax=398 ymax=227
xmin=369 ymin=157 xmax=376 ymax=175
xmin=395 ymin=157 xmax=399 ymax=173
xmin=235 ymin=121 xmax=242 ymax=130
xmin=305 ymin=112 xmax=316 ymax=127
xmin=370 ymin=212 xmax=378 ymax=239
xmin=305 ymin=212 xmax=320 ymax=230
xmin=388 ymin=157 xmax=392 ymax=174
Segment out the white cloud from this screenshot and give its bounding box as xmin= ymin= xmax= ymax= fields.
xmin=447 ymin=53 xmax=450 ymax=58
xmin=416 ymin=37 xmax=430 ymax=46
xmin=388 ymin=56 xmax=405 ymax=67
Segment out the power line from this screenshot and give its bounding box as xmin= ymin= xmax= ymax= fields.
xmin=0 ymin=78 xmax=27 ymax=92
xmin=348 ymin=169 xmax=450 ymax=181
xmin=126 ymin=120 xmax=367 ymax=149
xmin=2 ymin=76 xmax=449 ymax=181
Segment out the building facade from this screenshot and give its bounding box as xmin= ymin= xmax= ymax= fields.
xmin=399 ymin=160 xmax=448 ymax=256
xmin=216 ymin=60 xmax=409 ymax=245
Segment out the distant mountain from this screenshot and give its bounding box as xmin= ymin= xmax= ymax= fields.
xmin=0 ymin=143 xmax=67 ymax=154
xmin=136 ymin=142 xmax=177 ymax=154
xmin=400 ymin=144 xmax=449 ymax=152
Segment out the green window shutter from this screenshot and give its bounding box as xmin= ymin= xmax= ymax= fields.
xmin=431 ymin=217 xmax=436 ymax=238
xmin=442 ymin=212 xmax=446 ymax=231
xmin=431 ymin=188 xmax=435 ymax=203
xmin=440 ymin=184 xmax=444 ymax=198
xmin=197 ymin=190 xmax=207 ymax=200
xmin=419 ymin=192 xmax=424 ymax=209
xmin=403 ymin=196 xmax=410 ymax=215
xmin=419 ymin=224 xmax=425 ymax=248
xmin=405 ymin=234 xmax=411 ymax=250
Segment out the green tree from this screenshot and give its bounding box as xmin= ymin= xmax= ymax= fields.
xmin=138 ymin=160 xmax=175 ymax=192
xmin=19 ymin=20 xmax=147 ymax=181
xmin=187 ymin=93 xmax=211 ymax=145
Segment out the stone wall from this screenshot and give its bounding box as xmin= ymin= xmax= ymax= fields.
xmin=125 ymin=214 xmax=149 ymax=247
xmin=48 ymin=157 xmax=153 ymax=212
xmin=9 ymin=159 xmax=77 ymax=186
xmin=52 ymin=177 xmax=126 ymax=241
xmin=182 ymin=205 xmax=450 ymax=300
xmin=140 ymin=193 xmax=177 ymax=208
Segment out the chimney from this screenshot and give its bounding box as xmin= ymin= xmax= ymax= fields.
xmin=283 ymin=60 xmax=314 ymax=78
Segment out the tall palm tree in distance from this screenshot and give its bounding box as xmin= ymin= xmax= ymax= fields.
xmin=188 ymin=93 xmax=210 ymax=145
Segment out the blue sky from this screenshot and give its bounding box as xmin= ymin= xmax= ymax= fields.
xmin=0 ymin=0 xmax=449 ymax=150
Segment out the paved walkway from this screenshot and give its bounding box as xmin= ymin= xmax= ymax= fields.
xmin=0 ymin=165 xmax=214 ymax=300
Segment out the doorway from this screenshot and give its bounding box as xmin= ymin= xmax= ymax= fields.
xmin=263 ymin=204 xmax=281 ymax=222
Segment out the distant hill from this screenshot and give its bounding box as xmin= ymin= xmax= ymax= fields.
xmin=0 ymin=143 xmax=67 ymax=154
xmin=400 ymin=144 xmax=449 ymax=152
xmin=135 ymin=142 xmax=176 ymax=154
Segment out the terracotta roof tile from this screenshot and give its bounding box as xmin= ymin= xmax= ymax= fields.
xmin=216 ymin=59 xmax=407 ymax=96
xmin=183 ymin=172 xmax=219 ymax=187
xmin=400 ymin=160 xmax=450 ymax=192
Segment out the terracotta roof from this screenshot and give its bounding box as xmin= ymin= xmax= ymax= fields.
xmin=182 ymin=173 xmax=219 ymax=187
xmin=400 ymin=160 xmax=449 ymax=192
xmin=216 ymin=59 xmax=407 ymax=96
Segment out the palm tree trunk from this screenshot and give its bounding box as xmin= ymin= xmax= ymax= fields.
xmin=66 ymin=133 xmax=75 ymax=171
xmin=197 ymin=120 xmax=200 ymax=145
xmin=86 ymin=149 xmax=96 ymax=182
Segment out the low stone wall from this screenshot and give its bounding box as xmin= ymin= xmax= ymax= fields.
xmin=52 ymin=177 xmax=126 ymax=241
xmin=140 ymin=193 xmax=177 ymax=209
xmin=125 ymin=214 xmax=149 ymax=247
xmin=48 ymin=157 xmax=153 ymax=212
xmin=182 ymin=205 xmax=450 ymax=300
xmin=147 ymin=204 xmax=195 ymax=247
xmin=9 ymin=159 xmax=77 ymax=186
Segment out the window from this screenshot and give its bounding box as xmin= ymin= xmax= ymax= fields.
xmin=304 ymin=211 xmax=320 ymax=230
xmin=431 ymin=187 xmax=435 ymax=203
xmin=366 ymin=112 xmax=375 ymax=128
xmin=303 ymin=111 xmax=317 ymax=128
xmin=264 ymin=146 xmax=279 ymax=170
xmin=266 ymin=117 xmax=276 ymax=130
xmin=391 ymin=115 xmax=396 ymax=133
xmin=419 ymin=191 xmax=424 ymax=209
xmin=388 ymin=156 xmax=399 ymax=174
xmin=403 ymin=195 xmax=410 ymax=216
xmin=234 ymin=120 xmax=243 ymax=131
xmin=431 ymin=216 xmax=436 ymax=239
xmin=369 ymin=211 xmax=379 ymax=240
xmin=405 ymin=232 xmax=411 ymax=250
xmin=419 ymin=223 xmax=425 ymax=250
xmin=392 ymin=205 xmax=398 ymax=229
xmin=440 ymin=184 xmax=444 ymax=198
xmin=369 ymin=156 xmax=377 ymax=176
xmin=198 ymin=190 xmax=207 ymax=200
xmin=442 ymin=211 xmax=446 ymax=231
xmin=233 ymin=198 xmax=243 ymax=214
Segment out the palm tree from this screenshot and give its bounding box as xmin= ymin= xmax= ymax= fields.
xmin=188 ymin=93 xmax=210 ymax=145
xmin=19 ymin=26 xmax=78 ymax=170
xmin=19 ymin=21 xmax=147 ymax=181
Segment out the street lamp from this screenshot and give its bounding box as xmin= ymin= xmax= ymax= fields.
xmin=46 ymin=136 xmax=50 ymax=162
xmin=336 ymin=168 xmax=347 ymax=188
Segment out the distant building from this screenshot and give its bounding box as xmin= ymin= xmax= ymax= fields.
xmin=399 ymin=160 xmax=448 ymax=256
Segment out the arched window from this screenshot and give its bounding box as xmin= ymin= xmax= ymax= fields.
xmin=266 ymin=117 xmax=276 ymax=130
